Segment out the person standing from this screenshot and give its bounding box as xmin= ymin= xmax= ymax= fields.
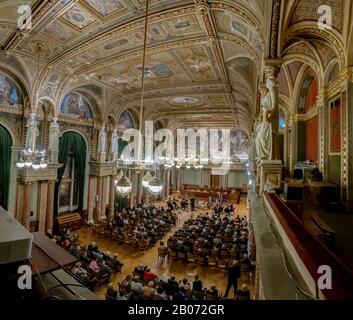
xmin=223 ymin=260 xmax=240 ymax=299
xmin=190 ymin=195 xmax=195 ymax=212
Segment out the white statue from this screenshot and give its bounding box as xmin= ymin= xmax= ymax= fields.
xmin=255 ymin=78 xmax=279 ymax=160
xmin=110 ymin=128 xmax=119 ymax=156
xmin=98 ymin=125 xmax=106 ymax=153
xmin=26 ymin=112 xmax=39 ymax=151
xmin=49 ymin=116 xmax=61 ymax=151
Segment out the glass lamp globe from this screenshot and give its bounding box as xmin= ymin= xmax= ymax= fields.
xmin=148 ymin=175 xmax=164 ymax=195
xmin=115 ymin=170 xmax=124 ymax=186
xmin=116 ymin=173 xmax=132 ymax=197
xmin=142 ymin=171 xmax=152 ymax=189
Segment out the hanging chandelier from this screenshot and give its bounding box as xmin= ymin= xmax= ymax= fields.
xmin=116 ymin=0 xmax=163 ymax=196
xmin=16 ymin=148 xmax=48 ymax=170
xmin=148 ymin=173 xmax=164 ymax=195
xmin=16 ymin=44 xmax=48 ymax=171
xmin=115 ymin=172 xmax=132 ymax=197
xmin=142 ymin=170 xmax=153 ymax=188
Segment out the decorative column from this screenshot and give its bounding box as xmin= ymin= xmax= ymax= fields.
xmin=100 ymin=176 xmax=107 ymax=219
xmin=108 ymin=176 xmax=115 ymax=219
xmin=130 ymin=171 xmax=137 ymax=207
xmin=46 ymin=181 xmax=55 ymax=232
xmin=340 ymin=69 xmax=353 ymax=210
xmin=94 ymin=177 xmax=102 ymax=222
xmin=165 ymin=169 xmax=170 ymax=197
xmin=38 ymin=181 xmax=48 ymax=232
xmin=176 ymin=168 xmax=181 ymax=192
xmin=317 ymin=88 xmax=329 ymax=180
xmin=136 ymin=172 xmax=142 ymax=204
xmin=22 ymin=182 xmax=32 ymax=230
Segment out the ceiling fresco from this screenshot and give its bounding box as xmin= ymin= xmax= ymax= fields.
xmin=0 ymin=0 xmax=270 ymax=132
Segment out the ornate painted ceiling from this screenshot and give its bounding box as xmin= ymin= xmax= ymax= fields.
xmin=0 ymin=0 xmax=272 ymax=135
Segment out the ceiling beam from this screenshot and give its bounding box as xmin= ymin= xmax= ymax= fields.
xmin=194 ymin=0 xmax=239 ymax=126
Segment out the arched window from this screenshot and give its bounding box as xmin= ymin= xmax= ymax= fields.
xmin=0 ymin=72 xmax=23 ymax=107
xmin=60 ymin=92 xmax=93 ymax=120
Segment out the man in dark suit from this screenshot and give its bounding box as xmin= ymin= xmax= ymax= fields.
xmin=223 ymin=260 xmax=240 ymax=299
xmin=190 ymin=196 xmax=195 ymax=212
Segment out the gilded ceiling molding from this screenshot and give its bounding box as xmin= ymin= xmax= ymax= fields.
xmin=282 ymin=53 xmax=322 ymax=87
xmin=210 ymin=1 xmax=265 ymax=48
xmin=48 ymin=5 xmax=196 ymax=66
xmin=285 ymin=26 xmax=346 ymax=69
xmin=218 ymin=33 xmax=260 ymax=69
xmin=77 ymin=36 xmax=209 ymax=75
xmin=326 ymin=67 xmax=353 ymax=99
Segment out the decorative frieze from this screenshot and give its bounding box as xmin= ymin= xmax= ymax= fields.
xmin=17 ymin=163 xmax=62 ymax=183
xmin=89 ymin=161 xmax=117 ymax=177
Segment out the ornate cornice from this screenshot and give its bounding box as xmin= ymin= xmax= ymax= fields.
xmin=269 ymin=0 xmax=281 ymax=58
xmin=326 ymin=67 xmax=353 ymax=98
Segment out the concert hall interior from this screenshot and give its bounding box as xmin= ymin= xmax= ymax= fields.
xmin=1 ymin=0 xmax=353 ymax=301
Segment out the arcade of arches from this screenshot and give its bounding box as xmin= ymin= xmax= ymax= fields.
xmin=1 ymin=0 xmax=353 ymax=300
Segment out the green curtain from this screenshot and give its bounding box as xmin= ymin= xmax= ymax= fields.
xmin=0 ymin=125 xmax=12 ymax=210
xmin=115 ymin=193 xmax=129 ymax=211
xmin=54 ymin=132 xmax=87 ymax=216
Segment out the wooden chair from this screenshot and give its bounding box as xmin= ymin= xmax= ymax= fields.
xmin=196 ymin=255 xmax=205 ymax=266
xmin=169 ymin=250 xmax=178 ymax=262
xmin=139 ymin=239 xmax=149 ymax=251
xmin=217 ymin=259 xmax=229 ymax=271
xmin=193 ymin=290 xmax=205 ymax=300
xmin=206 ymin=294 xmax=218 ymax=300
xmin=131 ymin=238 xmax=139 ymax=248
xmin=177 ymin=251 xmax=187 ymax=263
xmin=124 ymin=237 xmax=132 ymax=246
xmin=186 ymin=253 xmax=196 ymax=264
xmin=207 ymin=256 xmax=217 ymax=268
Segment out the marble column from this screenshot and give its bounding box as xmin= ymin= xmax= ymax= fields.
xmin=94 ymin=177 xmax=102 ymax=222
xmin=46 ymin=181 xmax=55 ymax=232
xmin=38 ymin=181 xmax=48 ymax=232
xmin=100 ymin=176 xmax=107 ymax=219
xmin=317 ymin=89 xmax=329 ymax=179
xmin=22 ymin=182 xmax=32 ymax=230
xmin=87 ymin=176 xmax=96 ymax=223
xmin=136 ymin=173 xmax=142 ymax=204
xmin=108 ymin=176 xmax=115 ymax=219
xmin=130 ymin=171 xmax=137 ymax=208
xmin=346 ymin=82 xmax=353 ymax=211
xmin=176 ymin=168 xmax=181 ymax=192
xmin=165 ymin=169 xmax=170 ymax=197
